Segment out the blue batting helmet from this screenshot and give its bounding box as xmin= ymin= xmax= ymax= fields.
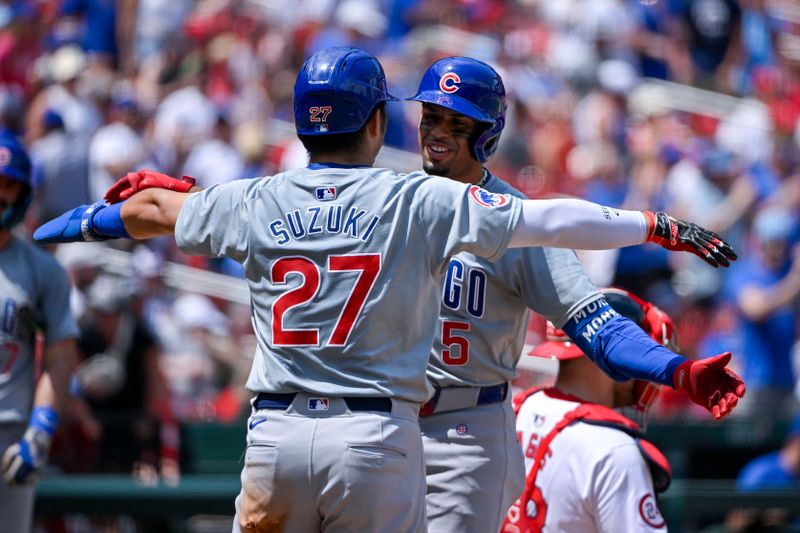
xmin=0 ymin=134 xmax=32 ymax=229
xmin=409 ymin=57 xmax=506 ymax=163
xmin=294 ymin=47 xmax=397 ymax=136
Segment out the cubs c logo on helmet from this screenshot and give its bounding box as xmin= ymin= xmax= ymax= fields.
xmin=439 ymin=72 xmax=461 ymax=93
xmin=469 ymin=185 xmax=509 ymax=208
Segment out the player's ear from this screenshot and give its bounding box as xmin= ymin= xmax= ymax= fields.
xmin=366 ymin=103 xmax=387 ymax=139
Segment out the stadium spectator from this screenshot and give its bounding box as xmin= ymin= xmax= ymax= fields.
xmin=88 ymin=86 xmax=146 ymax=200
xmin=728 ymin=415 xmax=800 ymax=532
xmin=738 ymin=415 xmax=800 ymax=490
xmin=728 ymin=205 xmax=800 ymax=416
xmin=74 ymin=274 xmax=178 ymax=481
xmin=29 ymin=109 xmax=91 ymax=223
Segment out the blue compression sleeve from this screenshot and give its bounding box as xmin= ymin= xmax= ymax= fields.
xmin=92 ymin=202 xmax=131 ymax=238
xmin=561 ymin=297 xmax=686 ymax=386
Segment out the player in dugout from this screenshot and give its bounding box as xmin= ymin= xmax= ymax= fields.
xmin=33 ymin=47 xmax=742 ymax=532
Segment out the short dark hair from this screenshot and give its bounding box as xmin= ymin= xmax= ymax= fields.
xmin=298 ymin=102 xmax=386 ymax=156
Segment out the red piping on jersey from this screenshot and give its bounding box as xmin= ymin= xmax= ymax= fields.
xmin=502 ymin=387 xmax=671 ymax=533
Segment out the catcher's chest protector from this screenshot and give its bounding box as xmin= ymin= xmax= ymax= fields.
xmin=505 ymin=387 xmax=671 ymax=533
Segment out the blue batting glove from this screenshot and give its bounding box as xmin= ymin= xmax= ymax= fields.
xmin=33 ymin=202 xmax=110 ymax=244
xmin=1 ymin=407 xmax=58 ymax=485
xmin=34 ymin=201 xmax=130 ymax=244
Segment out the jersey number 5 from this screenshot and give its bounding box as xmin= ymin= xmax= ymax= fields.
xmin=441 ymin=320 xmax=470 ymax=365
xmin=271 ymin=254 xmax=380 ymax=346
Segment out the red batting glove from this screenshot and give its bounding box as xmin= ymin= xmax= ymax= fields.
xmin=673 ymin=352 xmax=746 ymax=420
xmin=104 ymin=170 xmax=196 ymax=204
xmin=644 ymin=211 xmax=737 ymax=268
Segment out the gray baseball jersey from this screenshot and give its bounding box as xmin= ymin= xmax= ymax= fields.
xmin=0 ymin=237 xmax=78 ymax=424
xmin=0 ymin=236 xmax=78 ymax=533
xmin=175 ymin=166 xmax=521 ymax=404
xmin=428 ymin=174 xmax=599 ymax=388
xmin=175 ymin=164 xmax=521 ymax=532
xmin=422 ymin=173 xmax=600 ymax=533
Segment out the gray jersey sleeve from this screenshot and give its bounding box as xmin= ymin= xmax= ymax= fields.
xmin=504 ymin=246 xmax=599 ymax=327
xmin=411 ymin=177 xmax=522 ymax=271
xmin=426 ymin=176 xmax=600 ymax=388
xmin=175 ymin=178 xmax=262 ymax=262
xmin=483 ymin=177 xmax=599 ymax=327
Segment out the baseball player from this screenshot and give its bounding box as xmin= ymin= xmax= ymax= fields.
xmin=0 ymin=134 xmax=80 ymax=532
xmin=34 ymin=47 xmax=739 ymax=533
xmin=409 ymin=56 xmax=745 ymax=533
xmin=504 ymin=288 xmax=678 ymax=533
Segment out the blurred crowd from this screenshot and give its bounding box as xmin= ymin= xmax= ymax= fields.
xmin=3 ymin=0 xmax=800 ymax=479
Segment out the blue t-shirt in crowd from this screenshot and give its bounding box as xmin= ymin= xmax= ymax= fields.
xmin=738 ymin=451 xmax=800 ymax=491
xmin=60 ymin=0 xmax=117 ymax=56
xmin=727 ymin=258 xmax=796 ymax=391
xmin=748 ymin=162 xmax=781 ymax=203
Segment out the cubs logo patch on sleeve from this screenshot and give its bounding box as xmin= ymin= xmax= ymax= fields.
xmin=469 ymin=185 xmax=509 ymax=208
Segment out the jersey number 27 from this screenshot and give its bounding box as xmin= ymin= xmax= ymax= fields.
xmin=271 ymin=254 xmax=380 ymax=346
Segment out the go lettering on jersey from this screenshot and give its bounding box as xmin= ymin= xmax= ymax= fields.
xmin=269 ymin=206 xmax=381 ymax=246
xmin=439 ymin=258 xmax=487 ymax=365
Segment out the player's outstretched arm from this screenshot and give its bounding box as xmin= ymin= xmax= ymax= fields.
xmin=561 ymin=297 xmax=745 ymax=419
xmin=121 ymin=188 xmax=192 ymax=239
xmin=510 ymin=199 xmax=737 ymax=268
xmin=33 ymin=188 xmax=196 ymax=244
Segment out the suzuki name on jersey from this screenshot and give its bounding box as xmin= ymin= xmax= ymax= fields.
xmin=269 ymin=205 xmax=381 ymax=245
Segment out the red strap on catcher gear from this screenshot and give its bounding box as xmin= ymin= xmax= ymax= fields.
xmin=502 ymin=389 xmax=671 ymax=533
xmin=512 ymin=386 xmax=544 ymax=415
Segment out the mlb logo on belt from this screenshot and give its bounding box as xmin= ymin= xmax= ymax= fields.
xmin=316 ymin=187 xmax=337 ymax=201
xmin=309 ymin=398 xmax=330 ymax=411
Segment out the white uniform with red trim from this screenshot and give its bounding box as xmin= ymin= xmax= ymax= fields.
xmin=505 ymin=388 xmax=668 ymax=533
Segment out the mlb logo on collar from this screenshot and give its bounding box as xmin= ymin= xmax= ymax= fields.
xmin=309 ymin=398 xmax=330 ymax=411
xmin=316 ymin=187 xmax=337 ymax=201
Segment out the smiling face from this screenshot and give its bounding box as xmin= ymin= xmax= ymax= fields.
xmin=418 ymin=103 xmax=485 ymax=184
